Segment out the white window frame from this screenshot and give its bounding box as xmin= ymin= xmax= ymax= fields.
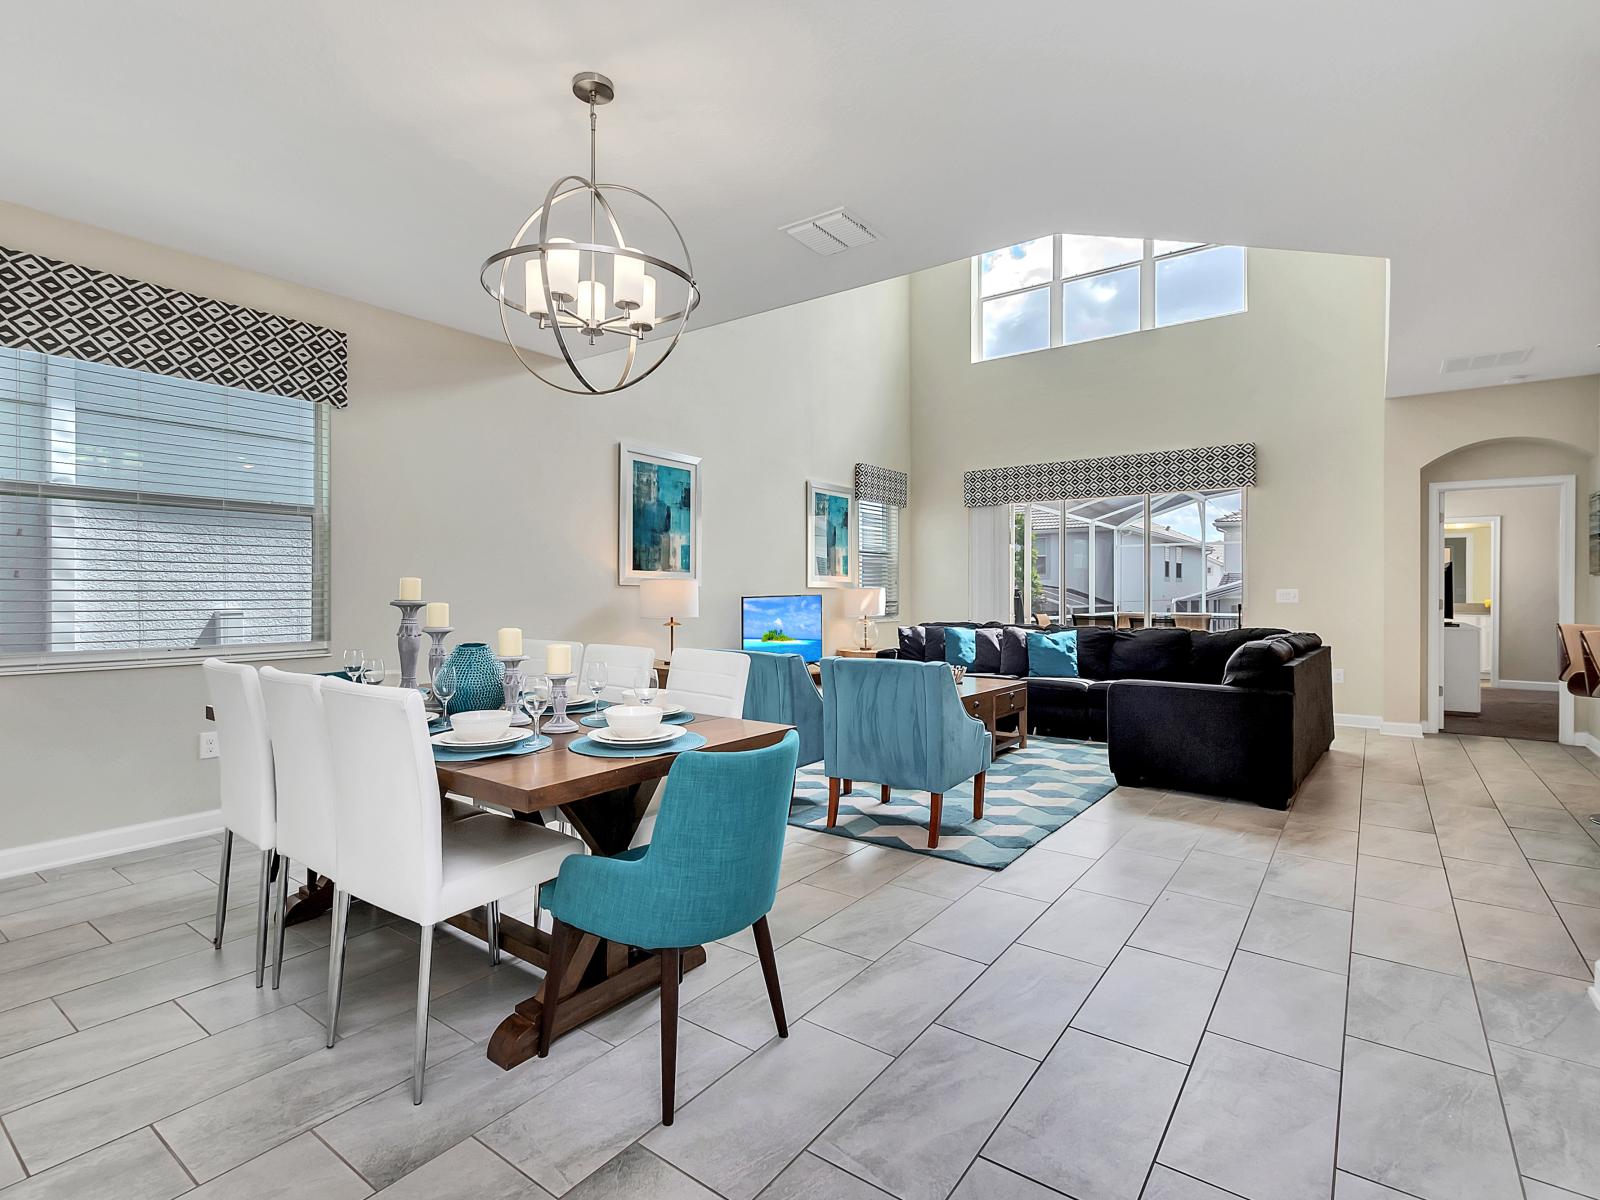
xmin=972 ymin=237 xmax=1248 ymax=362
xmin=857 ymin=498 xmax=901 ymax=619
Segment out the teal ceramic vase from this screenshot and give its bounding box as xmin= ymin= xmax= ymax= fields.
xmin=443 ymin=642 xmax=504 ymax=713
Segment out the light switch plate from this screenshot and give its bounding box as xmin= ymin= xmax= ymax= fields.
xmin=199 ymin=732 xmax=219 ymax=759
xmin=1275 ymin=588 xmax=1300 ymax=603
xmin=1332 ymin=668 xmax=1345 ymax=684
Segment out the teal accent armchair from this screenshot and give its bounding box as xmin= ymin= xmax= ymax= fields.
xmin=741 ymin=652 xmax=823 ymax=768
xmin=538 ymin=731 xmax=801 ymax=1125
xmin=819 ymin=657 xmax=991 ymax=849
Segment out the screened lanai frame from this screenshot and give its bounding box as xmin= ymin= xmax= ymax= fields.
xmin=1009 ymin=489 xmax=1246 ymax=629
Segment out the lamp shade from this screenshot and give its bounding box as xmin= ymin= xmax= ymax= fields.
xmin=639 ymin=578 xmax=700 ymax=619
xmin=849 ymin=587 xmax=887 ymax=618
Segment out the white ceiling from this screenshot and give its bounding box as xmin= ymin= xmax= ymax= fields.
xmin=4 ymin=1 xmax=1598 ymax=398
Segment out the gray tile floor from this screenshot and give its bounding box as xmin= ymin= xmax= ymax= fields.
xmin=2 ymin=729 xmax=1599 ymax=1199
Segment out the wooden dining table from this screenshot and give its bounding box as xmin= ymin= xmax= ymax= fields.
xmin=206 ymin=702 xmax=790 ymax=1071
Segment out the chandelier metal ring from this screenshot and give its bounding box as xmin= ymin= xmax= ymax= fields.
xmin=477 ymin=75 xmax=700 ymax=396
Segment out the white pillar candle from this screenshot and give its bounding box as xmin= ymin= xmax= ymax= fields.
xmin=496 ymin=627 xmax=523 ymax=658
xmin=424 ymin=602 xmax=449 ymax=628
xmin=398 ymin=577 xmax=422 ymax=602
xmin=546 ymin=643 xmax=572 ymax=675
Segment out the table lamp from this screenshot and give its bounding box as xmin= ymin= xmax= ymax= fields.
xmin=847 ymin=586 xmax=886 ymax=650
xmin=640 ymin=579 xmax=699 ymax=656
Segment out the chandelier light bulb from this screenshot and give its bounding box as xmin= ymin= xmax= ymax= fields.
xmin=576 ymin=279 xmax=607 ymax=326
xmin=545 ymin=238 xmax=579 ymax=302
xmin=631 ymin=274 xmax=657 ymax=332
xmin=612 ymin=248 xmax=644 ymax=311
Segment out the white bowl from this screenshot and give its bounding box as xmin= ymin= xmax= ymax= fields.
xmin=604 ymin=704 xmax=664 ymax=739
xmin=449 ymin=710 xmax=513 ymax=743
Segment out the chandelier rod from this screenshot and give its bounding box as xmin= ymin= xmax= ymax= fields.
xmin=588 ymin=97 xmax=598 ymax=305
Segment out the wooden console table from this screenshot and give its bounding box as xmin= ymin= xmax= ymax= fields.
xmin=959 ymin=676 xmax=1029 ymax=754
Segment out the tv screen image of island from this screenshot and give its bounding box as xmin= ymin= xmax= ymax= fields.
xmin=742 ymin=594 xmax=824 ymax=663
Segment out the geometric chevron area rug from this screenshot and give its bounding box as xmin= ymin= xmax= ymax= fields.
xmin=787 ymin=736 xmax=1116 ymax=869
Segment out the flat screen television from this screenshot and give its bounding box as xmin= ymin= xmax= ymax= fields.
xmin=742 ymin=594 xmax=824 ymax=663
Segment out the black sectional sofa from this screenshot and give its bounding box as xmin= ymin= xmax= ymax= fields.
xmin=880 ymin=621 xmax=1333 ymax=808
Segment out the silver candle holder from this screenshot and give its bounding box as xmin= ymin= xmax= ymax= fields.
xmin=499 ymin=654 xmax=532 ymax=726
xmin=391 ymin=599 xmax=427 ymax=691
xmin=423 ymin=625 xmax=452 ymax=716
xmin=543 ymin=672 xmax=579 ymax=734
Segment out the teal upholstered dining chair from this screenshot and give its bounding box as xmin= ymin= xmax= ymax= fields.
xmin=741 ymin=651 xmax=823 ymax=768
xmin=819 ymin=657 xmax=991 ymax=849
xmin=538 ymin=730 xmax=801 ymax=1125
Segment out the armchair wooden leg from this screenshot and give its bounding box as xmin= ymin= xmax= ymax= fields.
xmin=661 ymin=947 xmax=681 ymax=1126
xmin=752 ymin=915 xmax=788 ymax=1039
xmin=928 ymin=793 xmax=943 ymax=849
xmin=973 ymin=772 xmax=986 ymax=821
xmin=880 ymin=784 xmax=890 ymax=805
xmin=827 ymin=777 xmax=841 ymax=827
xmin=539 ymin=918 xmax=573 ymax=1059
xmin=843 ymin=778 xmax=853 ymax=793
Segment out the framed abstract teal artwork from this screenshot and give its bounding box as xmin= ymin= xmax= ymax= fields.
xmin=618 ymin=443 xmax=701 ymax=584
xmin=807 ymin=479 xmax=853 ymax=587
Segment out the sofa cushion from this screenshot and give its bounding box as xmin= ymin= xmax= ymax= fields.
xmin=1189 ymin=626 xmax=1289 ymax=684
xmin=923 ymin=624 xmax=948 ymax=664
xmin=944 ymin=626 xmax=977 ymax=669
xmin=1000 ymin=626 xmax=1030 ymax=677
xmin=897 ymin=625 xmax=927 ymax=663
xmin=1028 ymin=629 xmax=1079 ymax=677
xmin=1109 ymin=629 xmax=1192 ymax=682
xmin=973 ymin=627 xmax=1005 ymax=674
xmin=1072 ymin=627 xmax=1116 ymax=680
xmin=1222 ymin=633 xmax=1322 ymax=689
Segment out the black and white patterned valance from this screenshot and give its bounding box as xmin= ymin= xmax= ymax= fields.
xmin=0 ymin=245 xmax=348 ymax=408
xmin=854 ymin=463 xmax=908 ymax=507
xmin=963 ymin=443 xmax=1255 ymax=507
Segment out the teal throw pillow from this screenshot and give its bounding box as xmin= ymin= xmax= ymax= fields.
xmin=1028 ymin=630 xmax=1079 ymax=678
xmin=943 ymin=626 xmax=977 ymax=669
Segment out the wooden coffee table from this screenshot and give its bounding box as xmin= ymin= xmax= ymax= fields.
xmin=959 ymin=676 xmax=1028 ymax=755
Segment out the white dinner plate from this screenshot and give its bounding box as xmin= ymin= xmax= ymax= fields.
xmin=525 ymin=695 xmax=601 ymax=712
xmin=654 ymin=702 xmax=686 ymax=717
xmin=431 ymin=728 xmax=534 ymax=750
xmin=589 ymin=724 xmax=688 ymax=747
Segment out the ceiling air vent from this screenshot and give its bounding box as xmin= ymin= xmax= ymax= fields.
xmin=1440 ymin=347 xmax=1533 ymax=374
xmin=782 ymin=208 xmax=877 ymax=256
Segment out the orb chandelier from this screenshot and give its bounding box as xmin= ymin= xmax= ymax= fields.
xmin=478 ymin=72 xmax=699 ymax=396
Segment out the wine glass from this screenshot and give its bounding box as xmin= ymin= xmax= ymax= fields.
xmin=432 ymin=662 xmax=457 ymax=722
xmin=635 ymin=666 xmax=660 ymax=708
xmin=343 ymin=649 xmax=364 ymax=681
xmin=583 ymin=663 xmax=608 ymax=709
xmin=524 ymin=675 xmax=552 ymax=735
xmin=362 ymin=656 xmax=386 ymax=685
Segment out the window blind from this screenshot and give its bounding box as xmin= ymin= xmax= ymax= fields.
xmin=858 ymin=499 xmax=900 ymax=618
xmin=0 ymin=346 xmax=330 ymax=672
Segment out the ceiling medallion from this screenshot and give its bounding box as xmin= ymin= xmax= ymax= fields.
xmin=478 ymin=72 xmax=699 ymax=395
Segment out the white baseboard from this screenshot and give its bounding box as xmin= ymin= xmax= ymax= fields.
xmin=1379 ymin=721 xmax=1426 ymax=738
xmin=1334 ymin=713 xmax=1382 ymax=730
xmin=0 ymin=808 xmax=224 ymax=880
xmin=1575 ymin=732 xmax=1600 ymax=759
xmin=1497 ymin=679 xmax=1559 ymax=692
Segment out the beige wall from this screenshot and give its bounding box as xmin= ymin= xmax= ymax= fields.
xmin=1444 ymin=488 xmax=1561 ymax=682
xmin=906 ymin=248 xmax=1391 ymax=717
xmin=0 ymin=201 xmax=911 ymax=853
xmin=1383 ymin=376 xmax=1600 ymax=726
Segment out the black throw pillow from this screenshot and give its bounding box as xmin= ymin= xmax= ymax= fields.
xmin=1072 ymin=627 xmax=1116 ymax=680
xmin=1222 ymin=637 xmax=1295 ymax=689
xmin=1109 ymin=629 xmax=1193 ymax=681
xmin=897 ymin=625 xmax=927 ymax=662
xmin=972 ymin=627 xmax=1004 ymax=673
xmin=1188 ymin=626 xmax=1289 ymax=683
xmin=999 ymin=626 xmax=1030 ymax=677
xmin=923 ymin=625 xmax=948 ymax=664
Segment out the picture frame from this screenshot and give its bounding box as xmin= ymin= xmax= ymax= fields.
xmin=806 ymin=479 xmax=854 ymax=588
xmin=619 ymin=443 xmax=701 ymax=585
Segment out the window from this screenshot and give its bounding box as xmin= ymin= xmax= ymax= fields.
xmin=1 ymin=347 xmax=330 ymax=672
xmin=857 ymin=499 xmax=900 ymax=618
xmin=1006 ymin=490 xmax=1244 ymax=630
xmin=974 ymin=234 xmax=1247 ymax=361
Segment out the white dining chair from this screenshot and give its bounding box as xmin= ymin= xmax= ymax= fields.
xmin=663 ymin=647 xmax=751 ymax=717
xmin=319 ymin=676 xmax=583 ymax=1103
xmin=629 ymin=648 xmax=754 ymax=850
xmin=582 ymin=642 xmax=658 ymax=702
xmin=201 ymin=658 xmax=279 ymax=989
xmin=524 ymin=639 xmax=585 ymax=681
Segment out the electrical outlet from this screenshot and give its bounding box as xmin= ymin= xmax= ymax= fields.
xmin=198 ymin=732 xmax=219 ymax=759
xmin=1275 ymin=588 xmax=1300 ymax=604
xmin=1332 ymin=668 xmax=1345 ymax=684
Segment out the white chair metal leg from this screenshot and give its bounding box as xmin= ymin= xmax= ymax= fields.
xmin=325 ymin=888 xmax=351 ymax=1048
xmin=485 ymin=901 xmax=501 ymax=966
xmin=212 ymin=830 xmax=234 ymax=948
xmin=271 ymin=857 xmax=290 ymax=990
xmin=413 ymin=924 xmax=435 ymax=1104
xmin=253 ymin=849 xmax=274 ymax=988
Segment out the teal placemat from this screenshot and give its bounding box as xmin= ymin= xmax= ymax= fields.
xmin=580 ymin=711 xmax=695 ymax=729
xmin=567 ymin=731 xmax=707 ymax=759
xmin=433 ymin=735 xmax=550 ymax=763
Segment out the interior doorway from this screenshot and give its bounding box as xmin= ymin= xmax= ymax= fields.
xmin=1427 ymin=475 xmax=1572 ymax=742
